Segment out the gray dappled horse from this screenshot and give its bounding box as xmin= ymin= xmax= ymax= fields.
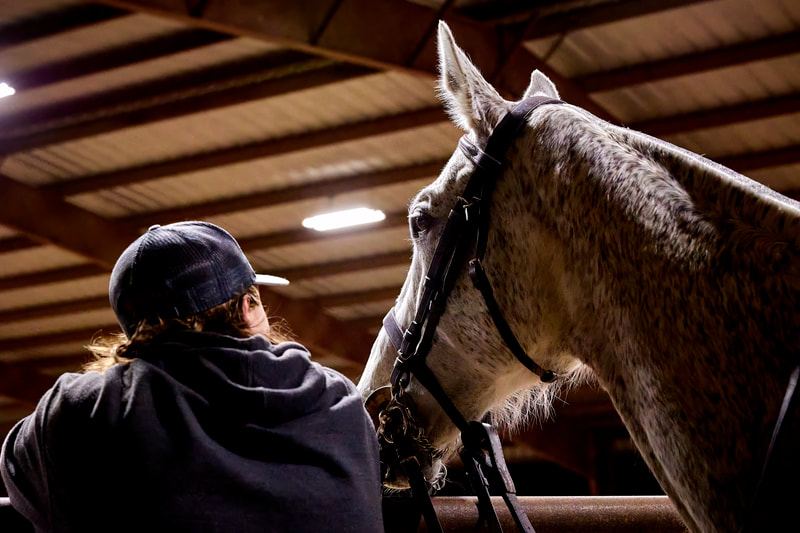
xmin=359 ymin=21 xmax=800 ymax=533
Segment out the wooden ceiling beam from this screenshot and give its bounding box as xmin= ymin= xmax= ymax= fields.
xmin=717 ymin=144 xmax=800 ymax=173
xmin=0 ymin=251 xmax=413 ymax=321
xmin=238 ymin=211 xmax=408 ymax=251
xmin=0 ymin=325 xmax=117 ymax=353
xmin=0 ymin=4 xmax=128 ymax=48
xmin=0 ymin=174 xmax=377 ymax=375
xmin=0 ymin=249 xmax=409 ymax=296
xmin=0 ymin=264 xmax=107 ymax=293
xmin=633 ymin=93 xmax=800 ymax=137
xmin=51 ymin=107 xmax=448 ymax=196
xmin=0 ymin=174 xmax=139 ymax=268
xmin=123 ymin=160 xmax=443 ymax=227
xmin=0 ymin=235 xmax=40 ymax=254
xmin=577 ymin=33 xmax=800 ymax=93
xmin=96 ymin=0 xmax=607 ymax=116
xmin=7 ymin=28 xmax=233 ymax=91
xmin=0 ymin=361 xmax=64 ymax=406
xmin=0 ymin=296 xmax=111 ymax=323
xmin=259 ymin=290 xmax=375 ymax=364
xmin=279 ymin=250 xmax=410 ymax=282
xmin=0 ymin=53 xmax=373 ymax=156
xmin=522 ymin=0 xmax=722 ymax=40
xmin=313 ymin=287 xmax=400 ymax=309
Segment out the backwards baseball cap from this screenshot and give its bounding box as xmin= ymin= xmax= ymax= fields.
xmin=110 ymin=221 xmax=289 ymax=337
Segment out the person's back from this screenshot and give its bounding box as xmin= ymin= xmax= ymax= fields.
xmin=1 ymin=222 xmax=384 ymax=532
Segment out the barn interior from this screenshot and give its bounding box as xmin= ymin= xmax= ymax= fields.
xmin=0 ymin=0 xmax=798 ymax=502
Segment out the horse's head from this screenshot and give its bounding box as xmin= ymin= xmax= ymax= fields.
xmin=358 ymin=22 xmax=586 ymax=488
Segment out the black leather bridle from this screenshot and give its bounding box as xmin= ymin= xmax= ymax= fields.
xmin=377 ymin=96 xmax=563 ymax=533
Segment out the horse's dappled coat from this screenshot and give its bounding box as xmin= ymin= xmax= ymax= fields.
xmin=359 ymin=21 xmax=800 ymax=533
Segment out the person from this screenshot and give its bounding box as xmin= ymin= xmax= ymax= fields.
xmin=0 ymin=221 xmax=384 ymax=532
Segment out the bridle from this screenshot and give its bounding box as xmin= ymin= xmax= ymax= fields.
xmin=373 ymin=96 xmax=563 ymax=533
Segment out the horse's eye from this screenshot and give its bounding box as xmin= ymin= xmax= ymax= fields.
xmin=409 ymin=211 xmax=434 ymax=239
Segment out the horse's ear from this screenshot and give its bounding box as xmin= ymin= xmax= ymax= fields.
xmin=436 ymin=21 xmax=506 ymax=136
xmin=522 ymin=70 xmax=560 ymax=100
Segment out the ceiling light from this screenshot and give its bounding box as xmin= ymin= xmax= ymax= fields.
xmin=0 ymin=83 xmax=15 ymax=98
xmin=302 ymin=207 xmax=386 ymax=232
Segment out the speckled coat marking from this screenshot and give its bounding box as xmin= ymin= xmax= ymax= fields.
xmin=358 ymin=22 xmax=800 ymax=533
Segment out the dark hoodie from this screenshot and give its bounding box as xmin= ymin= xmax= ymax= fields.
xmin=0 ymin=332 xmax=383 ymax=532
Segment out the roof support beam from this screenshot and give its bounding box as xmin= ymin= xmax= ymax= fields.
xmin=0 ymin=4 xmax=128 ymax=48
xmin=237 ymin=211 xmax=407 ymax=251
xmin=96 ymin=0 xmax=609 ymax=118
xmin=0 ymin=174 xmax=382 ymax=377
xmin=0 ymin=235 xmax=40 ymax=254
xmin=7 ymin=29 xmax=233 ymax=91
xmin=313 ymin=287 xmax=400 ymax=309
xmin=0 ymin=54 xmax=373 ymax=156
xmin=576 ymin=33 xmax=800 ymax=93
xmin=0 ymin=264 xmax=107 ymax=293
xmin=122 ymin=161 xmax=443 ymax=228
xmin=633 ymin=94 xmax=800 ymax=137
xmin=0 ymin=174 xmax=139 ymax=268
xmin=49 ymin=107 xmax=448 ymax=196
xmin=523 ymin=0 xmax=722 ymax=39
xmin=0 ymin=251 xmax=412 ymax=322
xmin=717 ymin=145 xmax=800 ymax=173
xmin=280 ymin=250 xmax=410 ymax=282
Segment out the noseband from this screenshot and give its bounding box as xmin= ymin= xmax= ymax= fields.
xmin=377 ymin=96 xmax=563 ymax=532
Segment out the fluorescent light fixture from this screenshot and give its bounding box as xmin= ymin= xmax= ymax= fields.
xmin=302 ymin=207 xmax=386 ymax=232
xmin=0 ymin=83 xmax=15 ymax=98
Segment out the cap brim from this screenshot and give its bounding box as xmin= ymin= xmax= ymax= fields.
xmin=254 ymin=273 xmax=290 ymax=286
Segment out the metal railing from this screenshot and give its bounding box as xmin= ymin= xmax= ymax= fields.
xmin=383 ymin=495 xmax=688 ymax=532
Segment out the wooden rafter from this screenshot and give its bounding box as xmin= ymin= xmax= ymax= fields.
xmin=0 ymin=249 xmax=410 ymax=298
xmin=0 ymin=264 xmax=107 ymax=293
xmin=521 ymin=0 xmax=721 ymax=39
xmin=7 ymin=28 xmax=233 ymax=91
xmin=48 ymin=108 xmax=448 ymax=196
xmin=0 ymin=53 xmax=373 ymax=156
xmin=313 ymin=287 xmax=400 ymax=309
xmin=576 ymin=32 xmax=800 ymax=93
xmin=123 ymin=161 xmax=443 ymax=228
xmin=0 ymin=4 xmax=128 ymax=48
xmin=717 ymin=145 xmax=800 ymax=173
xmin=0 ymin=174 xmax=138 ymax=268
xmin=0 ymin=174 xmax=389 ymax=372
xmin=279 ymin=250 xmax=410 ymax=281
xmin=95 ymin=0 xmax=606 ymax=115
xmin=237 ymin=211 xmax=408 ymax=251
xmin=633 ymin=94 xmax=800 ymax=137
xmin=0 ymin=251 xmax=412 ymax=326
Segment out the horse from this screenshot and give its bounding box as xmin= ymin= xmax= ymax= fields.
xmin=358 ymin=21 xmax=800 ymax=533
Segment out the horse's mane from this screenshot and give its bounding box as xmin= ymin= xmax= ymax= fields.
xmin=488 ymin=103 xmax=800 ymax=433
xmin=608 ymin=112 xmax=800 ymax=254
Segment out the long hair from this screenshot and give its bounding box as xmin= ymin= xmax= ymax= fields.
xmin=84 ymin=285 xmax=294 ymax=373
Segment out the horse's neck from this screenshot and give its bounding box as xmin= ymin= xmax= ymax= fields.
xmin=507 ymin=107 xmax=800 ymax=531
xmin=518 ymin=106 xmax=800 ymax=377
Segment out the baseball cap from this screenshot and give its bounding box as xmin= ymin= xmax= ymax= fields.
xmin=109 ymin=221 xmax=289 ymax=336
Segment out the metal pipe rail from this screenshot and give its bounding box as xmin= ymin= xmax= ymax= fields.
xmin=383 ymin=496 xmax=688 ymax=532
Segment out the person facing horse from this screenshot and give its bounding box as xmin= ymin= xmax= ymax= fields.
xmin=1 ymin=221 xmax=384 ymax=533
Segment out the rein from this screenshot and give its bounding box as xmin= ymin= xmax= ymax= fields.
xmin=376 ymin=96 xmax=563 ymax=533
